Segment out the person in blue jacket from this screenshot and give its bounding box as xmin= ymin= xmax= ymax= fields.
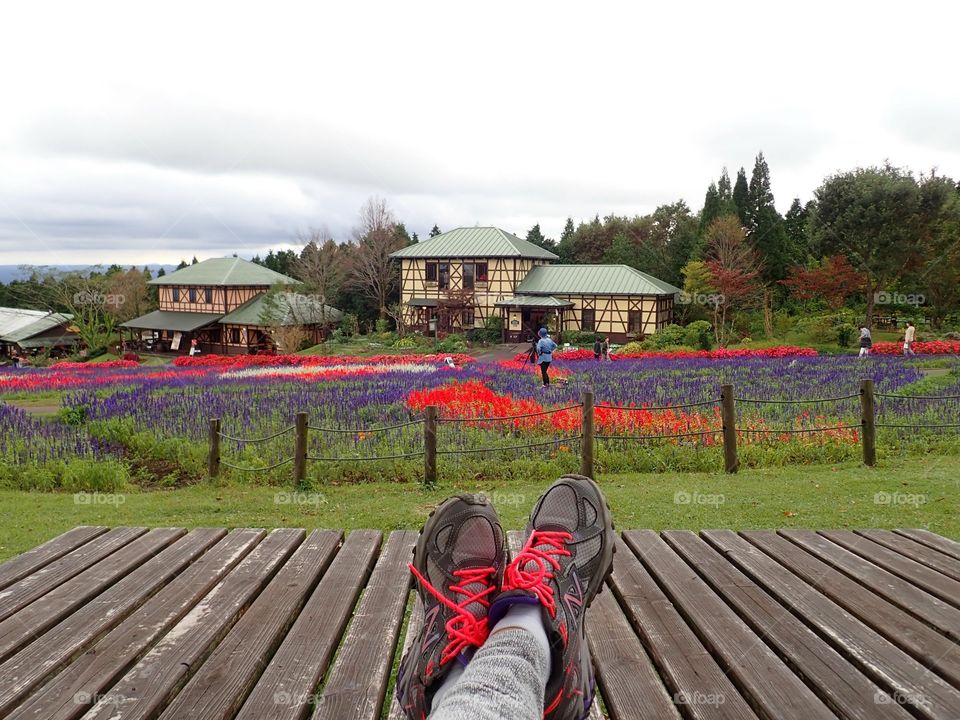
xmin=535 ymin=327 xmax=557 ymax=387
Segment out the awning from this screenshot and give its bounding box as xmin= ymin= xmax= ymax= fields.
xmin=120 ymin=310 xmax=223 ymax=332
xmin=495 ymin=295 xmax=574 ymax=309
xmin=17 ymin=334 xmax=80 ymax=349
xmin=407 ymin=298 xmax=439 ymax=307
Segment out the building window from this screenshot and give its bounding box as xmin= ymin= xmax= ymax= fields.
xmin=205 ymin=288 xmax=213 ymax=304
xmin=172 ymin=288 xmax=180 ymax=303
xmin=188 ymin=288 xmax=197 ymax=303
xmin=438 ymin=262 xmax=450 ymax=290
xmin=230 ymin=328 xmax=241 ymax=344
xmin=463 ymin=309 xmax=475 ymax=327
xmin=581 ymin=309 xmax=595 ymax=333
xmin=425 ymin=262 xmax=437 ymax=282
xmin=475 ymin=263 xmax=488 ymax=283
xmin=463 ymin=263 xmax=475 ymax=290
xmin=628 ymin=310 xmax=643 ymax=334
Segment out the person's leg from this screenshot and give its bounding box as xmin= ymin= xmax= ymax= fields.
xmin=430 ymin=604 xmax=550 ymax=720
xmin=395 ymin=495 xmax=505 ymax=720
xmin=540 ymin=361 xmax=550 ymax=386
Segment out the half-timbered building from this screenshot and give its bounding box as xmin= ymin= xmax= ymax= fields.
xmin=120 ymin=258 xmax=340 ymax=354
xmin=391 ymin=227 xmax=679 ymax=342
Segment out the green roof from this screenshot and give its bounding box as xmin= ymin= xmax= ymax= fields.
xmin=0 ymin=313 xmax=74 ymax=343
xmin=18 ymin=334 xmax=80 ymax=349
xmin=120 ymin=310 xmax=223 ymax=332
xmin=495 ymin=295 xmax=574 ymax=308
xmin=220 ymin=293 xmax=343 ymax=327
xmin=149 ymin=258 xmax=297 ymax=287
xmin=515 ymin=265 xmax=681 ymax=296
xmin=390 ymin=227 xmax=558 ymax=260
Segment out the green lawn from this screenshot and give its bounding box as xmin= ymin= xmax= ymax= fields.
xmin=1 ymin=454 xmax=957 ymax=563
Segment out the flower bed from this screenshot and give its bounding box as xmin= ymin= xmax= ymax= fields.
xmin=513 ymin=346 xmax=818 ymax=362
xmin=871 ymin=340 xmax=960 ymax=355
xmin=172 ymin=352 xmax=475 ymax=368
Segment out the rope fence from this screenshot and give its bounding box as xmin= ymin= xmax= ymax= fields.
xmin=205 ymin=379 xmax=958 ymax=486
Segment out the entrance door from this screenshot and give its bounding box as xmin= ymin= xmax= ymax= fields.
xmin=521 ymin=309 xmax=547 ymax=340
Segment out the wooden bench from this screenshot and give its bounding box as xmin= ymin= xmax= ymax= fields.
xmin=0 ymin=526 xmax=957 ymax=719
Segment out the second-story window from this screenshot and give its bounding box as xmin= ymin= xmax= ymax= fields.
xmin=476 ymin=263 xmax=488 ymax=283
xmin=425 ymin=262 xmax=437 ymax=283
xmin=463 ymin=263 xmax=475 ymax=290
xmin=188 ymin=288 xmax=197 ymax=303
xmin=172 ymin=288 xmax=180 ymax=303
xmin=205 ymin=288 xmax=213 ymax=304
xmin=438 ymin=262 xmax=450 ymax=290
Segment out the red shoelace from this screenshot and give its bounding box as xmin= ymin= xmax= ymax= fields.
xmin=409 ymin=564 xmax=497 ymax=665
xmin=503 ymin=530 xmax=573 ymax=617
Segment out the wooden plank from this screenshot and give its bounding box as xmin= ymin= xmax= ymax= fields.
xmin=0 ymin=527 xmax=109 ymax=591
xmin=0 ymin=528 xmax=186 ymax=663
xmin=742 ymin=530 xmax=960 ymax=688
xmin=893 ymin=529 xmax=960 ymax=562
xmin=819 ymin=530 xmax=960 ymax=608
xmin=664 ymin=530 xmax=914 ymax=720
xmin=855 ymin=530 xmax=960 ymax=582
xmin=386 ymin=593 xmax=423 ymax=720
xmin=0 ymin=527 xmax=147 ymax=623
xmin=5 ymin=529 xmax=263 ymax=720
xmin=609 ymin=536 xmax=758 ymax=720
xmin=703 ymin=529 xmax=960 ymax=720
xmin=237 ymin=530 xmax=381 ymax=720
xmin=157 ymin=530 xmax=342 ymax=720
xmin=626 ymin=531 xmax=834 ymax=720
xmin=586 ymin=586 xmax=680 ymax=720
xmin=780 ymin=530 xmax=960 ymax=640
xmin=82 ymin=528 xmax=304 ymax=720
xmin=311 ymin=530 xmax=416 ymax=720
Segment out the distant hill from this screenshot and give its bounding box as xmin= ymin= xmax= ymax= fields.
xmin=0 ymin=265 xmax=178 ymax=284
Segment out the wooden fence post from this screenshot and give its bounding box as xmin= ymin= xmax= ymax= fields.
xmin=581 ymin=390 xmax=595 ymax=478
xmin=208 ymin=418 xmax=220 ymax=479
xmin=424 ymin=406 xmax=438 ymax=488
xmin=294 ymin=412 xmax=308 ymax=489
xmin=720 ymin=384 xmax=739 ymax=473
xmin=860 ymin=379 xmax=876 ymax=467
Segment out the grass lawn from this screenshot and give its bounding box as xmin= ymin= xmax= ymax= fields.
xmin=1 ymin=453 xmax=957 ymax=563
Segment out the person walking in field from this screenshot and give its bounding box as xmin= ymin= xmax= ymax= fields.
xmin=903 ymin=321 xmax=916 ymax=356
xmin=593 ymin=336 xmax=602 ymax=360
xmin=858 ymin=326 xmax=872 ymax=357
xmin=395 ymin=474 xmax=615 ymax=720
xmin=535 ymin=327 xmax=557 ymax=387
xmin=602 ymin=337 xmax=611 ymax=362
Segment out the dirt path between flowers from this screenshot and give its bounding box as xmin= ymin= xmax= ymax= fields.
xmin=5 ymin=399 xmax=61 ymax=418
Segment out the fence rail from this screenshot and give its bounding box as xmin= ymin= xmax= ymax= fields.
xmin=207 ymin=379 xmax=958 ymax=487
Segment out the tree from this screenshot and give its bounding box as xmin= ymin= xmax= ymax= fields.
xmin=780 ymin=256 xmax=866 ymax=310
xmin=191 ymin=256 xmax=199 ymax=265
xmin=346 ymin=196 xmax=407 ymax=320
xmin=717 ymin=168 xmax=732 ymax=202
xmin=784 ymin=198 xmax=811 ymax=260
xmin=429 ymin=225 xmax=442 ymax=237
xmin=679 ymin=259 xmax=717 ymax=322
xmin=811 ymin=164 xmax=927 ymax=326
xmin=525 ymin=223 xmax=556 ymax=252
xmin=291 ymin=227 xmax=345 ymax=325
xmin=557 ymin=218 xmax=577 ymax=262
xmin=745 ymin=152 xmax=791 ymax=336
xmin=411 ymin=232 xmax=419 ymax=243
xmin=913 ymin=175 xmax=960 ymax=327
xmin=176 ymin=260 xmax=188 ymax=270
xmin=602 ymin=233 xmax=637 ymax=266
xmin=732 ymin=167 xmax=750 ymax=225
xmin=106 ymin=268 xmax=153 ymax=324
xmin=699 ymin=182 xmax=722 ymax=235
xmin=258 ymin=285 xmax=311 ymax=353
xmin=703 ymin=216 xmax=762 ymax=345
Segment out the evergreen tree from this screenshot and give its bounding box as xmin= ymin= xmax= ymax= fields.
xmin=157 ymin=267 xmax=166 ymax=277
xmin=718 ymin=167 xmax=732 ymax=201
xmin=601 ymin=233 xmax=637 ymax=267
xmin=557 ymin=218 xmax=578 ymax=263
xmin=733 ymin=167 xmax=750 ymax=225
xmin=411 ymin=232 xmax=419 ymax=243
xmin=191 ymin=256 xmax=199 ymax=265
xmin=560 ymin=218 xmax=575 ymax=244
xmin=784 ymin=198 xmax=811 ymax=260
xmin=429 ymin=225 xmax=442 ymax=237
xmin=525 ymin=223 xmax=556 ymax=251
xmin=699 ymin=182 xmax=722 ymax=235
xmin=176 ymin=260 xmax=188 ymax=270
xmin=395 ymin=222 xmax=412 ymax=246
xmin=746 ymin=152 xmax=791 ymax=336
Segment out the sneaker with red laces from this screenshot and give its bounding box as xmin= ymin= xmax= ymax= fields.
xmin=488 ymin=474 xmax=614 ymax=720
xmin=396 ymin=494 xmax=506 ymax=719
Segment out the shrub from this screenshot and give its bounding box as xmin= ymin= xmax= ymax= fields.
xmin=683 ymin=321 xmax=713 ymax=350
xmin=836 ymin=323 xmax=856 ymax=348
xmin=563 ymin=331 xmax=601 ymax=347
xmin=437 ymin=333 xmax=467 ymax=353
xmin=651 ymin=324 xmax=688 ymax=349
xmin=392 ymin=336 xmax=419 ymax=349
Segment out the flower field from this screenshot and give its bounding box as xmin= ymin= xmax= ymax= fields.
xmin=1 ymin=349 xmax=958 ymax=489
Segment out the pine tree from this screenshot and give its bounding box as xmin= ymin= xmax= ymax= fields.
xmin=525 ymin=223 xmax=555 ymax=251
xmin=560 ymin=218 xmax=575 ymax=245
xmin=157 ymin=267 xmax=166 ymax=277
xmin=411 ymin=232 xmax=419 ymax=243
xmin=699 ymin=182 xmax=722 ymax=234
xmin=784 ymin=198 xmax=811 ymax=261
xmin=191 ymin=256 xmax=199 ymax=265
xmin=176 ymin=260 xmax=188 ymax=270
xmin=718 ymin=168 xmax=732 ymax=201
xmin=733 ymin=168 xmax=750 ymax=225
xmin=429 ymin=225 xmax=442 ymax=237
xmin=746 ymin=152 xmax=790 ymax=336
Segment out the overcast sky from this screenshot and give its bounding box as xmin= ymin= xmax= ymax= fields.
xmin=2 ymin=0 xmax=958 ymax=266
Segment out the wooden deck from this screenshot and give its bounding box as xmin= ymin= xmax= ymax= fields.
xmin=0 ymin=527 xmax=958 ymax=719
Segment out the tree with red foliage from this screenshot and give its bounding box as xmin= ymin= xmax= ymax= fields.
xmin=780 ymin=255 xmax=866 ymax=310
xmin=702 ymin=216 xmax=762 ymax=345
